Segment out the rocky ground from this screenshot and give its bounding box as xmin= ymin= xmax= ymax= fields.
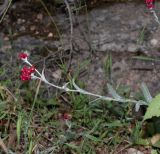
xmin=1 ymin=1 xmax=160 ymax=96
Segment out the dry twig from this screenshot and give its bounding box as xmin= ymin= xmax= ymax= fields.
xmin=64 ymin=0 xmax=74 ymax=70
xmin=0 ymin=137 xmax=8 ymax=154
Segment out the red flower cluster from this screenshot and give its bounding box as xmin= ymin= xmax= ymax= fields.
xmin=20 ymin=66 xmax=35 ymax=81
xmin=63 ymin=113 xmax=72 ymax=121
xmin=145 ymin=0 xmax=155 ymax=10
xmin=18 ymin=52 xmax=28 ymax=60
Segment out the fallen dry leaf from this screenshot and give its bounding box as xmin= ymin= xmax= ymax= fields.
xmin=151 ymin=134 xmax=160 ymax=145
xmin=8 ymin=130 xmax=17 ymax=149
xmin=0 ymin=137 xmax=8 ymax=154
xmin=126 ymin=148 xmax=143 ymax=154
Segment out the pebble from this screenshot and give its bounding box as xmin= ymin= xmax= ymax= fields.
xmin=97 ymin=68 xmax=103 ymax=73
xmin=4 ymin=37 xmax=9 ymax=41
xmin=35 ymin=31 xmax=39 ymax=35
xmin=19 ymin=26 xmax=26 ymax=31
xmin=126 ymin=148 xmax=144 ymax=154
xmin=150 ymin=39 xmax=158 ymax=46
xmin=37 ymin=13 xmax=43 ymax=20
xmin=30 ymin=25 xmax=36 ymax=31
xmin=48 ymin=32 xmax=53 ymax=38
xmin=17 ymin=18 xmax=22 ymax=24
xmin=128 ymin=44 xmax=137 ymax=52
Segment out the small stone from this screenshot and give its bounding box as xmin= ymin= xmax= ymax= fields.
xmin=17 ymin=18 xmax=22 ymax=24
xmin=128 ymin=44 xmax=137 ymax=52
xmin=150 ymin=39 xmax=158 ymax=46
xmin=97 ymin=68 xmax=103 ymax=73
xmin=4 ymin=37 xmax=9 ymax=41
xmin=44 ymin=132 xmax=49 ymax=138
xmin=35 ymin=31 xmax=39 ymax=35
xmin=100 ymin=43 xmax=116 ymax=51
xmin=126 ymin=148 xmax=143 ymax=154
xmin=30 ymin=25 xmax=36 ymax=31
xmin=37 ymin=13 xmax=43 ymax=20
xmin=19 ymin=26 xmax=26 ymax=31
xmin=48 ymin=32 xmax=53 ymax=38
xmin=22 ymin=19 xmax=25 ymax=23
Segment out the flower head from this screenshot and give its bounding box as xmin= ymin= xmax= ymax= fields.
xmin=145 ymin=0 xmax=155 ymax=10
xmin=63 ymin=113 xmax=72 ymax=121
xmin=18 ymin=52 xmax=29 ymax=60
xmin=20 ymin=65 xmax=35 ymax=81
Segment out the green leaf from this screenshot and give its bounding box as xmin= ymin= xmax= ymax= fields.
xmin=134 ymin=137 xmax=150 ymax=146
xmin=151 ymin=149 xmax=158 ymax=154
xmin=144 ymin=94 xmax=160 ymax=121
xmin=65 ymin=143 xmax=80 ymax=153
xmin=0 ymin=101 xmax=6 ymax=111
xmin=107 ymin=84 xmax=123 ymax=100
xmin=85 ymin=134 xmax=101 ymax=142
xmin=104 ymin=120 xmax=123 ymax=128
xmin=141 ymin=83 xmax=152 ymax=103
xmin=132 ymin=56 xmax=160 ymax=62
xmin=28 ymin=140 xmax=33 ymax=154
xmin=17 ymin=113 xmax=23 ymax=145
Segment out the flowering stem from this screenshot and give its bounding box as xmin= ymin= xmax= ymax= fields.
xmin=20 ymin=56 xmax=147 ymax=107
xmin=152 ymin=10 xmax=160 ymax=24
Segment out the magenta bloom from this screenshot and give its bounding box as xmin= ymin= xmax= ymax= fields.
xmin=145 ymin=0 xmax=155 ymax=10
xmin=20 ymin=66 xmax=35 ymax=81
xmin=18 ymin=52 xmax=28 ymax=60
xmin=63 ymin=113 xmax=72 ymax=121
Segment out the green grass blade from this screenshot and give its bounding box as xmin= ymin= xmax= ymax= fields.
xmin=16 ymin=112 xmax=23 ymax=145
xmin=28 ymin=140 xmax=33 ymax=154
xmin=141 ymin=82 xmax=152 ymax=103
xmin=107 ymin=83 xmax=123 ymax=100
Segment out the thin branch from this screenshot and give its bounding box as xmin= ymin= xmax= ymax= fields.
xmin=64 ymin=0 xmax=73 ymax=70
xmin=0 ymin=137 xmax=8 ymax=154
xmin=0 ymin=0 xmax=12 ymax=23
xmin=151 ymin=10 xmax=160 ymax=24
xmin=0 ymin=0 xmax=9 ymax=15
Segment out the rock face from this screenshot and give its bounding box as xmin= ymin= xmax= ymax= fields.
xmin=1 ymin=1 xmax=160 ymax=96
xmin=1 ymin=2 xmax=160 ymax=55
xmin=60 ymin=2 xmax=160 ymax=54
